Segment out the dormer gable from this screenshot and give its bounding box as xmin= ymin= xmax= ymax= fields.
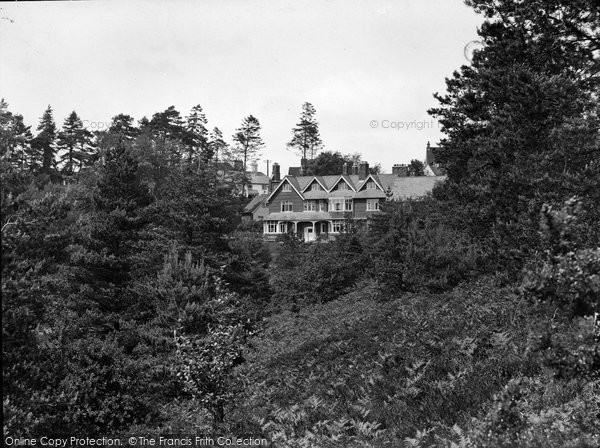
xmin=301 ymin=177 xmax=328 ymax=193
xmin=330 ymin=176 xmax=356 ymax=192
xmin=265 ymin=176 xmax=304 ymax=204
xmin=357 ymin=174 xmax=384 ymax=192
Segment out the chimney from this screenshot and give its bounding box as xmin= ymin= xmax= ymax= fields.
xmin=358 ymin=161 xmax=369 ymax=180
xmin=270 ymin=162 xmax=281 ymax=193
xmin=250 ymin=160 xmax=258 ymax=173
xmin=392 ymin=164 xmax=409 ymax=177
xmin=272 ymin=163 xmax=280 ymax=182
xmin=342 ymin=162 xmax=348 ymax=175
xmin=352 ymin=162 xmax=359 ymax=175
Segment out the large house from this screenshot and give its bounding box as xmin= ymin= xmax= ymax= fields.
xmin=260 ymin=160 xmax=445 ymax=241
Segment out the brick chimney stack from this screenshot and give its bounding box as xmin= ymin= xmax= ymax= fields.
xmin=392 ymin=164 xmax=409 ymax=176
xmin=342 ymin=162 xmax=349 ymax=175
xmin=358 ymin=161 xmax=369 ymax=180
xmin=269 ymin=163 xmax=281 ymax=193
xmin=352 ymin=162 xmax=359 ymax=175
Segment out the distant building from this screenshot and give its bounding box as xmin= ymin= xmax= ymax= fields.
xmin=260 ymin=160 xmax=445 ymax=242
xmin=424 ymin=141 xmax=446 ymax=176
xmin=243 ymin=160 xmax=270 ymax=197
xmin=241 ymin=193 xmax=269 ymax=221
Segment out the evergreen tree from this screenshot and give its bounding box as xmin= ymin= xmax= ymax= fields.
xmin=208 ymin=127 xmax=228 ymax=162
xmin=232 ymin=115 xmax=264 ymax=171
xmin=428 ymin=0 xmax=600 ymax=262
xmin=0 ymin=99 xmax=32 ymax=170
xmin=185 ymin=104 xmax=209 ymax=162
xmin=287 ymin=102 xmax=323 ymax=160
xmin=57 ymin=111 xmax=93 ymax=174
xmin=31 ymin=105 xmax=57 ymax=174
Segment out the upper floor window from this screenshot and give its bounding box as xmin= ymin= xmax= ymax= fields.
xmin=304 ymin=200 xmax=317 ymax=211
xmin=281 ymin=201 xmax=293 ymax=212
xmin=337 ymin=182 xmax=349 ymax=190
xmin=310 ymin=183 xmax=322 ymax=191
xmin=330 ymin=198 xmax=344 ymax=211
xmin=282 ymin=182 xmax=291 ymax=192
xmin=366 ymin=181 xmax=377 ymax=190
xmin=329 ymin=198 xmax=352 ymax=212
xmin=319 ymin=200 xmax=328 ymax=212
xmin=366 ymin=199 xmax=380 ymax=211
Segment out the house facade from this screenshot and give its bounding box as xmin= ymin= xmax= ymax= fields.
xmin=261 ymin=161 xmax=445 ymax=241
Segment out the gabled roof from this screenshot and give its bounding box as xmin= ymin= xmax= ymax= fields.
xmin=242 ymin=194 xmax=268 ymax=214
xmin=356 ymin=174 xmax=385 ymax=192
xmin=329 ymin=174 xmax=357 ymax=192
xmin=265 ymin=176 xmax=305 ymax=203
xmin=301 ymin=176 xmax=329 ymax=193
xmin=376 ymin=174 xmax=446 ymax=200
xmin=249 ymin=172 xmax=270 ymax=185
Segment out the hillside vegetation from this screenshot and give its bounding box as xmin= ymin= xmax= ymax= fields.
xmin=2 ymin=0 xmax=599 ymax=446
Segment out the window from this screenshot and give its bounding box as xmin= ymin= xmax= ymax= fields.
xmin=267 ymin=222 xmax=277 ymax=233
xmin=366 ymin=181 xmax=377 ymax=190
xmin=321 ymin=222 xmax=328 ymax=233
xmin=279 ymin=222 xmax=287 ymax=233
xmin=337 ymin=182 xmax=348 ymax=190
xmin=319 ymin=200 xmax=328 ymax=212
xmin=282 ymin=182 xmax=291 ymax=192
xmin=304 ymin=200 xmax=317 ymax=211
xmin=345 ymin=199 xmax=353 ymax=211
xmin=311 ymin=183 xmax=322 ymax=191
xmin=281 ymin=201 xmax=293 ymax=212
xmin=332 ymin=220 xmax=345 ymax=233
xmin=330 ymin=198 xmax=344 ymax=211
xmin=366 ymin=199 xmax=380 ymax=211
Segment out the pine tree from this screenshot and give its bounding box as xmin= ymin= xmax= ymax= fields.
xmin=0 ymin=99 xmax=32 ymax=170
xmin=208 ymin=127 xmax=228 ymax=162
xmin=185 ymin=104 xmax=209 ymax=162
xmin=57 ymin=111 xmax=93 ymax=175
xmin=232 ymin=115 xmax=264 ymax=171
xmin=31 ymin=105 xmax=57 ymax=174
xmin=288 ymin=102 xmax=323 ymax=160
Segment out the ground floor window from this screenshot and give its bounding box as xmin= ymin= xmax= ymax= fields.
xmin=366 ymin=199 xmax=380 ymax=211
xmin=279 ymin=222 xmax=287 ymax=233
xmin=321 ymin=222 xmax=328 ymax=233
xmin=331 ymin=220 xmax=345 ymax=233
xmin=266 ymin=222 xmax=277 ymax=233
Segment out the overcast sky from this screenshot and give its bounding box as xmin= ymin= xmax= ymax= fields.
xmin=0 ymin=0 xmax=482 ymax=174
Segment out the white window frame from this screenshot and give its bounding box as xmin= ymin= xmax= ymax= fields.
xmin=319 ymin=200 xmax=328 ymax=212
xmin=331 ymin=220 xmax=345 ymax=233
xmin=266 ymin=222 xmax=277 ymax=233
xmin=304 ymin=200 xmax=317 ymax=211
xmin=329 ymin=198 xmax=344 ymax=212
xmin=281 ymin=201 xmax=293 ymax=212
xmin=311 ymin=183 xmax=322 ymax=191
xmin=278 ymin=222 xmax=287 ymax=233
xmin=321 ymin=222 xmax=328 ymax=233
xmin=366 ymin=181 xmax=377 ymax=190
xmin=344 ymin=198 xmax=353 ymax=211
xmin=337 ymin=182 xmax=348 ymax=191
xmin=282 ymin=182 xmax=291 ymax=192
xmin=366 ymin=199 xmax=380 ymax=211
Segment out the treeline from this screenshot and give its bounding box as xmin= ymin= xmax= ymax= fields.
xmin=1 ymin=100 xmax=277 ymax=433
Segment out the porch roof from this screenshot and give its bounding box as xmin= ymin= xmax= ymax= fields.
xmin=264 ymin=211 xmax=333 ymax=221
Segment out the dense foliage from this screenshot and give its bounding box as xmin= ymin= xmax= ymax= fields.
xmin=2 ymin=0 xmax=598 ymax=445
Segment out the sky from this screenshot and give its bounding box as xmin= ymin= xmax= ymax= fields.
xmin=0 ymin=0 xmax=483 ymax=175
